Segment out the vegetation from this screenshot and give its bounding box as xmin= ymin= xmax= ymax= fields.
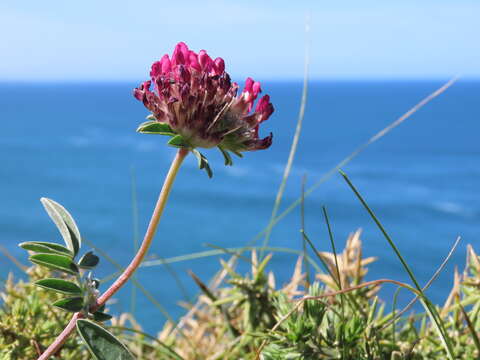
xmin=2 ymin=228 xmax=480 ymax=359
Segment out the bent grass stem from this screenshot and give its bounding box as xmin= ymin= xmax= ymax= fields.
xmin=38 ymin=148 xmax=189 ymax=360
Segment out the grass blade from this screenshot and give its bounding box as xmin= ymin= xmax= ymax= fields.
xmin=339 ymin=169 xmax=455 ymax=359
xmin=251 ymin=78 xmax=458 ymax=248
xmin=302 ymin=230 xmax=340 ymax=289
xmin=322 ymin=205 xmax=346 ymax=357
xmin=301 ymin=175 xmax=311 ymax=287
xmin=458 ymin=300 xmax=480 ymax=354
xmin=322 ymin=206 xmax=341 ymax=290
xmin=260 ymin=17 xmax=311 ymax=256
xmin=339 ymin=170 xmax=420 ymax=289
xmin=381 ymin=236 xmax=461 ymax=330
xmin=140 ymin=246 xmax=322 ymax=273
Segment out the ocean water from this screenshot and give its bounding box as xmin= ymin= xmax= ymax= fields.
xmin=1 ymin=80 xmax=479 ymax=334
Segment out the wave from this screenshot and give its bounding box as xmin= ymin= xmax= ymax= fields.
xmin=431 ymin=201 xmax=475 ymax=218
xmin=66 ymin=130 xmax=160 ymax=153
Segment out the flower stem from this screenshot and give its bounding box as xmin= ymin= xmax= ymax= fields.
xmin=96 ymin=148 xmax=188 ymax=306
xmin=38 ymin=148 xmax=189 ymax=360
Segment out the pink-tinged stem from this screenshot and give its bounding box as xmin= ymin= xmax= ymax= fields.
xmin=97 ymin=148 xmax=188 ymax=305
xmin=38 ymin=148 xmax=189 ymax=360
xmin=38 ymin=313 xmax=82 ymax=360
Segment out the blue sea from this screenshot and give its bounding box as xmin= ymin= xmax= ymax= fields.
xmin=1 ymin=80 xmax=479 ymax=334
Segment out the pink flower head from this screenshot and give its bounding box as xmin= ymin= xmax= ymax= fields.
xmin=134 ymin=42 xmax=274 ymax=153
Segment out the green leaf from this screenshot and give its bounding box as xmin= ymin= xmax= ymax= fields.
xmin=93 ymin=311 xmax=113 ymax=322
xmin=145 ymin=114 xmax=156 ymax=120
xmin=218 ymin=147 xmax=233 ymax=166
xmin=78 ymin=251 xmax=100 ymax=269
xmin=191 ymin=149 xmax=213 ymax=178
xmin=19 ymin=241 xmax=73 ymax=257
xmin=36 ymin=278 xmax=82 ymax=295
xmin=29 ymin=253 xmax=79 ymax=275
xmin=167 ymin=135 xmax=190 ymax=148
xmin=40 ymin=198 xmax=81 ymax=256
xmin=136 ymin=120 xmax=175 ymax=135
xmin=76 ymin=319 xmax=135 ymax=360
xmin=52 ymin=297 xmax=84 ymax=312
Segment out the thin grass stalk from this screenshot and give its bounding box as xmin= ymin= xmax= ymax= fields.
xmin=382 ymin=236 xmax=461 ymax=331
xmin=301 ymin=175 xmax=311 ymax=287
xmin=141 ymin=246 xmax=322 ymax=273
xmin=204 ymin=243 xmax=254 ymax=265
xmin=0 ymin=244 xmax=28 ymax=272
xmin=322 ymin=206 xmax=341 ymax=290
xmin=340 ymin=169 xmax=455 ymax=359
xmin=302 ymin=230 xmax=365 ymax=316
xmin=302 ymin=231 xmax=341 ymax=290
xmin=458 ymin=301 xmax=480 ymax=355
xmin=250 ymin=78 xmax=458 ymax=247
xmin=322 ymin=206 xmax=346 ymax=357
xmin=260 ymin=17 xmax=311 ymax=257
xmin=392 ymin=287 xmax=402 ymax=345
xmin=188 ymin=270 xmax=240 ymax=338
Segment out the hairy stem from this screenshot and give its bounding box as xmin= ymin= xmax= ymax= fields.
xmin=38 ymin=148 xmax=189 ymax=360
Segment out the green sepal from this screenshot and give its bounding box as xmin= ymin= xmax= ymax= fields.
xmin=40 ymin=198 xmax=82 ymax=256
xmin=218 ymin=147 xmax=234 ymax=166
xmin=35 ymin=278 xmax=83 ymax=296
xmin=92 ymin=279 xmax=100 ymax=289
xmin=93 ymin=311 xmax=113 ymax=322
xmin=136 ymin=120 xmax=175 ymax=136
xmin=231 ymin=150 xmax=243 ymax=158
xmin=167 ymin=135 xmax=190 ymax=148
xmin=191 ymin=149 xmax=213 ymax=178
xmin=76 ymin=319 xmax=135 ymax=360
xmin=78 ymin=251 xmax=100 ymax=269
xmin=52 ymin=297 xmax=84 ymax=312
xmin=29 ymin=253 xmax=79 ymax=275
xmin=19 ymin=241 xmax=74 ymax=257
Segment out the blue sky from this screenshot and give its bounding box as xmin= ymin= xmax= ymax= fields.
xmin=1 ymin=1 xmax=479 ymax=81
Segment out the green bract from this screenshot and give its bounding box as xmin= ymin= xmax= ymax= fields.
xmin=137 ymin=118 xmax=247 ymax=178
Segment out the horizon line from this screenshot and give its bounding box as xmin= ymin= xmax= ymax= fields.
xmin=0 ymin=76 xmax=476 ymax=84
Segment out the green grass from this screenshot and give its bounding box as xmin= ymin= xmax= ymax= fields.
xmin=4 ymin=227 xmax=480 ymax=359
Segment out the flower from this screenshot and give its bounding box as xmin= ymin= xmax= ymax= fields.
xmin=134 ymin=42 xmax=274 ymax=154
